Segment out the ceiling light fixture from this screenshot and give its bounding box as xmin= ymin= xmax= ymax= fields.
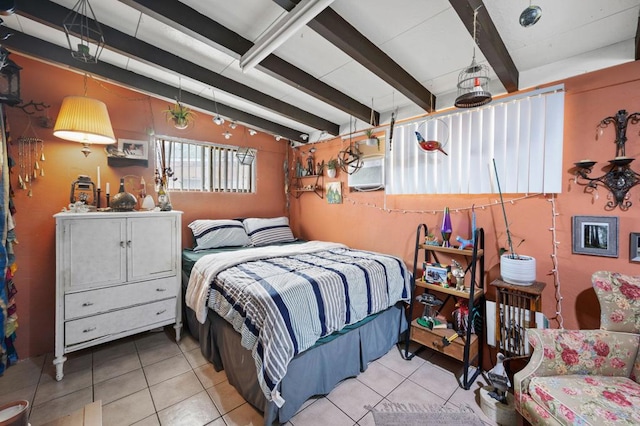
xmin=211 ymin=87 xmax=224 ymax=125
xmin=229 ymin=121 xmax=237 ymax=129
xmin=300 ymin=134 xmax=308 ymax=141
xmin=519 ymin=2 xmax=542 ymax=28
xmin=53 ymin=75 xmax=115 ymax=157
xmin=222 ymin=131 xmax=232 ymax=140
xmin=454 ymin=6 xmax=492 ymax=109
xmin=62 ymin=0 xmax=106 ymax=63
xmin=275 ymin=135 xmax=282 ymax=141
xmin=239 ymin=0 xmax=336 ymax=72
xmin=248 ymin=129 xmax=257 ymax=136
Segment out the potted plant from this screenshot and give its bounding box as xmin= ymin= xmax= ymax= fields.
xmin=494 ymin=160 xmax=536 ymax=285
xmin=164 ymin=100 xmax=196 ymax=129
xmin=364 ymin=129 xmax=379 ymax=149
xmin=326 ymin=157 xmax=339 ymax=178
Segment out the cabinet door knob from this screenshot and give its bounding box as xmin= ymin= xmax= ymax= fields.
xmin=127 ymin=240 xmax=132 ymax=247
xmin=120 ymin=241 xmax=125 ymax=248
xmin=82 ymin=302 xmax=94 ymax=307
xmin=83 ymin=327 xmax=96 ymax=333
xmin=156 ymin=309 xmax=166 ymax=315
xmin=156 ymin=288 xmax=166 ymax=292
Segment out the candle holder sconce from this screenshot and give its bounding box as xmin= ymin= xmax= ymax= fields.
xmin=574 ymin=109 xmax=640 ymax=211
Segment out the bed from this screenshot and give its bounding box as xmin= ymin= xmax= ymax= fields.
xmin=182 ymin=218 xmax=411 ymax=425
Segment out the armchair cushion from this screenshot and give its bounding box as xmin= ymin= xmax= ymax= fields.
xmin=529 ymin=375 xmax=640 ymax=425
xmin=592 ymin=271 xmax=640 ymax=333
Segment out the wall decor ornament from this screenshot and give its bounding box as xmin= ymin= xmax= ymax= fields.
xmin=572 ymin=215 xmax=619 ymax=258
xmin=574 ymin=109 xmax=640 ymax=210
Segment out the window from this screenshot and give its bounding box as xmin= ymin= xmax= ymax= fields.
xmin=386 ymin=85 xmax=565 ymax=195
xmin=155 ymin=137 xmax=255 ymax=193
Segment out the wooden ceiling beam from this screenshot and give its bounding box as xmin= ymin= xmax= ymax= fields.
xmin=3 ymin=31 xmax=305 ymax=141
xmin=449 ymin=0 xmax=519 ymax=93
xmin=15 ymin=0 xmax=339 ymax=135
xmin=119 ymin=0 xmax=376 ymax=125
xmin=272 ymin=0 xmax=436 ymax=113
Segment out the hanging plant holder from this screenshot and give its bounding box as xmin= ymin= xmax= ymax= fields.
xmin=164 ymin=100 xmax=195 ymax=130
xmin=237 ymin=147 xmax=256 ymax=165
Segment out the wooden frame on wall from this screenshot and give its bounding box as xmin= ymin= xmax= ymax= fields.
xmin=572 ymin=215 xmax=619 ymax=258
xmin=118 ymin=139 xmax=148 ymax=160
xmin=630 ymin=233 xmax=640 ymax=263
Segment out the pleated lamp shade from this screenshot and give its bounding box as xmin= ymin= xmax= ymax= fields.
xmin=53 ymin=96 xmax=116 ymax=145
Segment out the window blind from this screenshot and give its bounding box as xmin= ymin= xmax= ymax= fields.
xmin=387 ymin=86 xmax=564 ymax=195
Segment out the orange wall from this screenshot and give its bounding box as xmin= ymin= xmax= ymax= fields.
xmin=289 ymin=60 xmax=640 ymax=334
xmin=6 ymin=55 xmax=287 ymax=358
xmin=7 ymin=53 xmax=640 ymax=360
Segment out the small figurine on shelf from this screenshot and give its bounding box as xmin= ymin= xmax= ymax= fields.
xmin=451 ymin=259 xmax=465 ymax=291
xmin=424 ymin=233 xmax=439 ymax=246
xmin=452 ymin=300 xmax=473 ymax=334
xmin=456 ymin=205 xmax=476 ymax=250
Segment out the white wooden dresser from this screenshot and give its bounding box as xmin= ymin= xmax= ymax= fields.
xmin=53 ymin=210 xmax=183 ymax=380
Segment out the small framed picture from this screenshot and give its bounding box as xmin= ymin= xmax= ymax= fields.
xmin=572 ymin=215 xmax=618 ymax=258
xmin=118 ymin=139 xmax=148 ymax=160
xmin=424 ymin=262 xmax=450 ymax=285
xmin=630 ymin=233 xmax=640 ymax=263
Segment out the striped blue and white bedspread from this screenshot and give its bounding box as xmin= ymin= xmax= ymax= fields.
xmin=185 ymin=241 xmax=411 ymax=405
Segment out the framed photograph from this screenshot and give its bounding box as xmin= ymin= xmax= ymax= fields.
xmin=118 ymin=139 xmax=148 ymax=160
xmin=423 ymin=262 xmax=450 ymax=285
xmin=630 ymin=233 xmax=640 ymax=263
xmin=572 ymin=215 xmax=618 ymax=258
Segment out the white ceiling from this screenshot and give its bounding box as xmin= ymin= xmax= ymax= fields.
xmin=2 ymin=0 xmax=639 ymax=142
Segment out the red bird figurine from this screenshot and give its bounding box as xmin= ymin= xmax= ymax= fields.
xmin=415 ymin=131 xmax=448 ymax=155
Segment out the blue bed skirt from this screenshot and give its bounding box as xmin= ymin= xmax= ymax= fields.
xmin=182 ymin=271 xmax=407 ymax=425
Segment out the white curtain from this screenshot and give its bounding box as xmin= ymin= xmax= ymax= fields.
xmin=387 ymin=86 xmax=564 ymax=194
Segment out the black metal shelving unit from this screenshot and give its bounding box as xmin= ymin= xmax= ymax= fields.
xmin=402 ymin=224 xmax=485 ymax=390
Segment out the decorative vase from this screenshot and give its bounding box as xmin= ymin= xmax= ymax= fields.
xmin=500 ymin=254 xmax=536 ymax=286
xmin=441 ymin=207 xmax=452 ymax=247
xmin=109 ymin=178 xmax=137 ymax=211
xmin=157 ymin=185 xmax=172 ymax=211
xmin=327 ymin=168 xmax=336 ymax=178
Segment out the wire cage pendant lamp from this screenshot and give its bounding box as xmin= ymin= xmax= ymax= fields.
xmin=63 ymin=0 xmax=106 ymax=63
xmin=455 ymin=6 xmax=492 ymax=109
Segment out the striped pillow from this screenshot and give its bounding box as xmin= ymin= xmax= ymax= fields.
xmin=188 ymin=219 xmax=251 ymax=250
xmin=243 ymin=217 xmax=296 ymax=246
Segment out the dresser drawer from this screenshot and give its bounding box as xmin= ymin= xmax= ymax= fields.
xmin=65 ymin=298 xmax=176 ymax=346
xmin=65 ymin=276 xmax=177 ymax=320
xmin=410 ymin=320 xmax=478 ymax=362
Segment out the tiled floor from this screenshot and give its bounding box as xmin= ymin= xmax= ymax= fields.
xmin=0 ymin=327 xmax=501 ymax=425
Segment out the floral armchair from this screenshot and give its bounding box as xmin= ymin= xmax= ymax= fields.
xmin=514 ymin=271 xmax=640 ymax=425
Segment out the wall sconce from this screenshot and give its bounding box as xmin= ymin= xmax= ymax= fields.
xmin=574 ymin=109 xmax=640 ymax=211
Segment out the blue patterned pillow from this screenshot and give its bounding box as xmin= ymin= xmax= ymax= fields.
xmin=243 ymin=217 xmax=296 ymax=246
xmin=188 ymin=219 xmax=251 ymax=250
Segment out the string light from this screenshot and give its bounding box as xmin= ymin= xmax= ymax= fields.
xmin=547 ymin=195 xmax=564 ymax=329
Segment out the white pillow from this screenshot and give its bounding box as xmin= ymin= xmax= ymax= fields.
xmin=243 ymin=216 xmax=296 ymax=246
xmin=188 ymin=219 xmax=251 ymax=250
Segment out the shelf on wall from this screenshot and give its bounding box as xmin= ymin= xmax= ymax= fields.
xmin=107 ymin=156 xmax=149 ymax=168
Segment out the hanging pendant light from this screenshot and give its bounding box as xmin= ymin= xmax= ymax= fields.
xmin=53 ymin=75 xmax=115 ymax=157
xmin=62 ymin=0 xmax=106 ymax=63
xmin=520 ymin=1 xmax=542 ymax=28
xmin=455 ymin=6 xmax=492 ymax=109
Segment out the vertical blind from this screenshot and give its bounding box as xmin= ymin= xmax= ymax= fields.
xmin=387 ymin=86 xmax=564 ymax=194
